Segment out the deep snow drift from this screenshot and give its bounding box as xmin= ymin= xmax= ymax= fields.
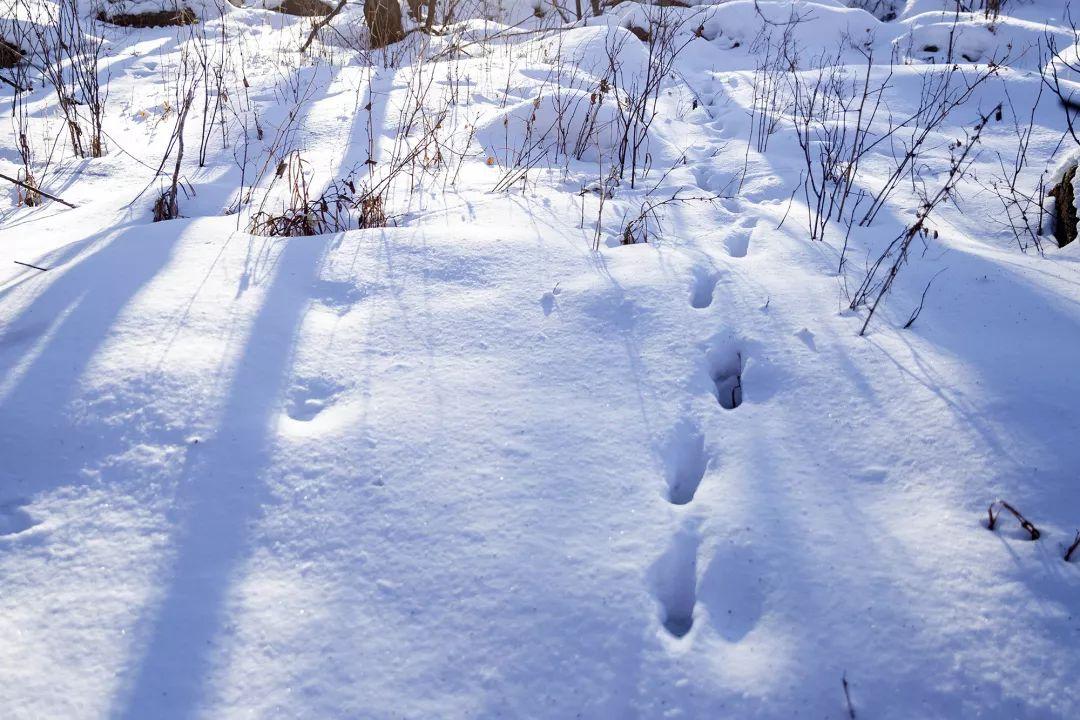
xmin=1 ymin=0 xmax=1079 ymax=718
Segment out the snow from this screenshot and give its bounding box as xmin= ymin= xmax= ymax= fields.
xmin=1 ymin=0 xmax=1079 ymax=717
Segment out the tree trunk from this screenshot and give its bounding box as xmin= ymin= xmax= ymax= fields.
xmin=424 ymin=0 xmax=436 ymax=32
xmin=365 ymin=0 xmax=405 ymax=48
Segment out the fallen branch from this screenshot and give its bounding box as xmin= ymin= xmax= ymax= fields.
xmin=987 ymin=500 xmax=1040 ymax=540
xmin=0 ymin=72 xmax=28 ymax=91
xmin=842 ymin=672 xmax=855 ymax=719
xmin=0 ymin=172 xmax=77 ymax=208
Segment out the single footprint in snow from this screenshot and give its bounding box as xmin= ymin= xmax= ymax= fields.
xmin=0 ymin=500 xmax=38 ymax=537
xmin=794 ymin=328 xmax=816 ymax=351
xmin=661 ymin=419 xmax=710 ymax=505
xmin=311 ymin=279 xmax=365 ymax=315
xmin=724 ymin=216 xmax=756 ymax=258
xmin=689 ymin=268 xmax=719 ymax=309
xmin=698 ymin=539 xmax=765 ymax=642
xmin=691 ymin=165 xmax=737 ymax=194
xmin=708 ymin=350 xmax=743 ymax=410
xmin=540 ymin=284 xmax=561 ymax=316
xmin=285 ymin=378 xmax=344 ymax=421
xmin=689 ymin=164 xmax=710 ymax=189
xmin=724 ymin=230 xmax=750 ymax=258
xmin=650 ymin=519 xmax=701 ymax=638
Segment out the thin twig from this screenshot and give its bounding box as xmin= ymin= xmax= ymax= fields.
xmin=842 ymin=672 xmax=856 ymax=719
xmin=13 ymin=260 xmax=48 ymax=272
xmin=903 ymin=268 xmax=947 ymax=329
xmin=1065 ymin=531 xmax=1080 ymax=562
xmin=987 ymin=500 xmax=1040 ymax=540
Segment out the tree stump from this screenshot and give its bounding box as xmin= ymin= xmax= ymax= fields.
xmin=1049 ymin=164 xmax=1078 ymax=248
xmin=0 ymin=38 xmax=23 ymax=69
xmin=365 ymin=0 xmax=404 ymax=49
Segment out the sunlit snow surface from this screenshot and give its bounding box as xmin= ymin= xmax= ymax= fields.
xmin=1 ymin=1 xmax=1078 ymax=717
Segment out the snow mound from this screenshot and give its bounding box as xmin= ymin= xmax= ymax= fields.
xmin=475 ymin=88 xmax=621 ymax=165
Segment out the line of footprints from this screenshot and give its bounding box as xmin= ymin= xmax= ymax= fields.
xmin=651 ymin=253 xmax=752 ymax=641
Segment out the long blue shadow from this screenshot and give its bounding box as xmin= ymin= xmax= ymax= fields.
xmin=0 ymin=221 xmax=180 ymax=495
xmin=113 ymin=233 xmax=332 ymax=719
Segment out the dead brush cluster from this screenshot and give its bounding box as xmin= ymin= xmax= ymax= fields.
xmin=248 ymin=153 xmax=387 ymax=237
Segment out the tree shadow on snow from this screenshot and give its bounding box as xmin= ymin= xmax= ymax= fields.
xmin=113 ymin=62 xmax=381 ymax=718
xmin=0 ymin=219 xmax=181 ymax=494
xmin=111 ymin=232 xmax=335 ymax=719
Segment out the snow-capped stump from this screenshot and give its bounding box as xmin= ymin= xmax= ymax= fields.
xmin=96 ymin=1 xmax=199 ymax=27
xmin=1048 ymin=161 xmax=1078 ymax=247
xmin=0 ymin=37 xmax=23 ymax=69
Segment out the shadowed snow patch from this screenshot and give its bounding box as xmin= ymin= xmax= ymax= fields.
xmin=699 ymin=538 xmax=766 ymax=643
xmin=0 ymin=499 xmax=39 ymax=536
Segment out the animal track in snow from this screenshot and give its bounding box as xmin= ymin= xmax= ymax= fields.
xmin=285 ymin=378 xmax=344 ymax=421
xmin=0 ymin=500 xmax=38 ymax=536
xmin=689 ymin=268 xmax=719 ymax=309
xmin=724 ymin=230 xmax=750 ymax=259
xmin=708 ymin=349 xmax=743 ymax=410
xmin=690 ymin=164 xmax=737 ymax=194
xmin=662 ymin=419 xmax=709 ymax=505
xmin=723 ymin=217 xmax=755 ymax=258
xmin=651 ymin=520 xmax=701 ymax=638
xmin=311 ymin=279 xmax=365 ymax=315
xmin=540 ymin=284 xmax=562 ymax=316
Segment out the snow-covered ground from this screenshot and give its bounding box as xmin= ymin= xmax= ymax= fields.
xmin=1 ymin=0 xmax=1079 ymax=717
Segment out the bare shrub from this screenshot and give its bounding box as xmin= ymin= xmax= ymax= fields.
xmin=856 ymin=23 xmax=1004 ymax=228
xmin=249 ymin=153 xmax=389 ymax=236
xmin=784 ymin=39 xmax=889 ymax=244
xmin=848 ymin=105 xmax=999 ymax=334
xmin=605 ymin=8 xmax=696 ymax=188
xmin=3 ymin=17 xmax=42 ymax=205
xmin=28 ymin=0 xmax=109 ymax=158
xmin=154 ymin=43 xmax=201 ymax=222
xmin=983 ymin=82 xmax=1047 ymax=253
